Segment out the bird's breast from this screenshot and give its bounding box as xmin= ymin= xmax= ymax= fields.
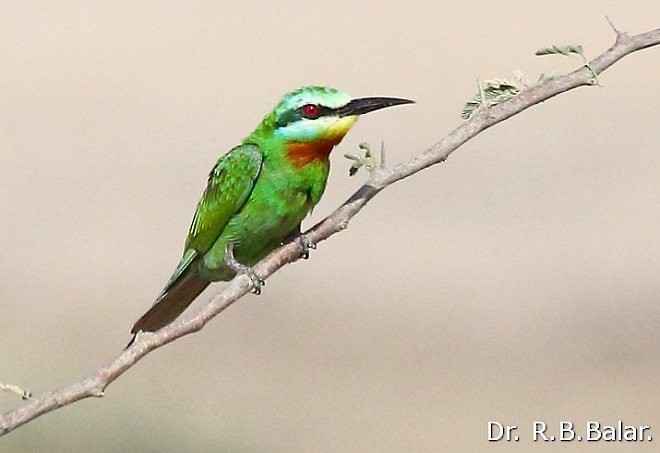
xmin=285 ymin=137 xmax=343 ymax=168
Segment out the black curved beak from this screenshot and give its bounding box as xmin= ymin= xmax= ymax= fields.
xmin=336 ymin=97 xmax=414 ymax=117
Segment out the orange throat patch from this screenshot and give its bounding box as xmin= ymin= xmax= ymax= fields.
xmin=286 ymin=137 xmax=344 ymax=168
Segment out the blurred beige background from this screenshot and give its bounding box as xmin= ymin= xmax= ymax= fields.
xmin=2 ymin=1 xmax=660 ymax=452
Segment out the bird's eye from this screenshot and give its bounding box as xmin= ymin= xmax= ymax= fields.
xmin=301 ymin=104 xmax=320 ymax=119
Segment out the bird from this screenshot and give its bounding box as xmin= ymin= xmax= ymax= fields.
xmin=129 ymin=86 xmax=413 ymax=340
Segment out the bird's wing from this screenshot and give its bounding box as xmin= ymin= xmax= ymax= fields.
xmin=129 ymin=144 xmax=263 ymax=336
xmin=186 ymin=143 xmax=263 ymax=254
xmin=160 ymin=143 xmax=263 ymax=292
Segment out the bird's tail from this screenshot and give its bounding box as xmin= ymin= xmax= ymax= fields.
xmin=130 ymin=271 xmax=210 ymax=335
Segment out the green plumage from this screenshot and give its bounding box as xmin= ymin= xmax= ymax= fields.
xmin=130 ymin=86 xmax=412 ymax=335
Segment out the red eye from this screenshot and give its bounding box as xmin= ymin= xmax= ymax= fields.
xmin=301 ymin=104 xmax=320 ymax=119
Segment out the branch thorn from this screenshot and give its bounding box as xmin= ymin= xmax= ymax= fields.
xmin=605 ymin=15 xmax=623 ymax=38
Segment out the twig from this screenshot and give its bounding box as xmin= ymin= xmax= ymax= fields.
xmin=0 ymin=383 xmax=31 ymax=401
xmin=1 ymin=24 xmax=659 ymax=437
xmin=606 ymin=15 xmax=623 ymax=37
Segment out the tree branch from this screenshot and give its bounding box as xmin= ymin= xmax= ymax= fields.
xmin=2 ymin=23 xmax=659 ymax=436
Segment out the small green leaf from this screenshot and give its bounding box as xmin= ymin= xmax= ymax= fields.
xmin=538 ymin=72 xmax=557 ymax=83
xmin=535 ymin=43 xmax=601 ymax=86
xmin=512 ymin=69 xmax=530 ymax=88
xmin=1 ymin=382 xmax=31 ymax=400
xmin=535 ymin=44 xmax=584 ymax=58
xmin=348 ymin=163 xmax=361 ymax=177
xmin=462 ymin=77 xmax=523 ymax=120
xmin=358 ymin=142 xmax=372 ymax=158
xmin=345 ymin=143 xmax=378 ymax=176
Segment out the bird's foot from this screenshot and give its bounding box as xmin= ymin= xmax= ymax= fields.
xmin=297 ymin=233 xmax=316 ymax=260
xmin=225 ymin=242 xmax=265 ymax=294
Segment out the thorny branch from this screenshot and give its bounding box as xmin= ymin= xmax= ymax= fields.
xmin=2 ymin=23 xmax=660 ymax=436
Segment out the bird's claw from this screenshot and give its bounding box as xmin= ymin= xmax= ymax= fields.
xmin=297 ymin=234 xmax=316 ymax=259
xmin=225 ymin=242 xmax=265 ymax=295
xmin=248 ymin=271 xmax=265 ymax=295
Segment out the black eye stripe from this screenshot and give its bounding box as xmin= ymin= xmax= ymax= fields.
xmin=275 ymin=105 xmax=337 ymax=128
xmin=300 ymin=105 xmax=333 ymax=117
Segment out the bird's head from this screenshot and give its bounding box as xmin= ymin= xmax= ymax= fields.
xmin=252 ymin=86 xmax=413 ymax=166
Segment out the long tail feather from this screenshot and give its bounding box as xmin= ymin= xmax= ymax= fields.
xmin=130 ymin=271 xmax=210 ymax=334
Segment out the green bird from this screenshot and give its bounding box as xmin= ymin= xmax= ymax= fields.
xmin=130 ymin=86 xmax=413 ymax=337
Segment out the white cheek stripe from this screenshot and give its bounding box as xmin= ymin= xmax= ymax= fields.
xmin=275 ymin=116 xmax=358 ymax=141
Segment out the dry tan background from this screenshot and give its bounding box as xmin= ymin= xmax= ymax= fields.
xmin=2 ymin=1 xmax=660 ymax=452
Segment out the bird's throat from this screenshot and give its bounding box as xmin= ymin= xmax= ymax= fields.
xmin=286 ymin=136 xmax=344 ymax=168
